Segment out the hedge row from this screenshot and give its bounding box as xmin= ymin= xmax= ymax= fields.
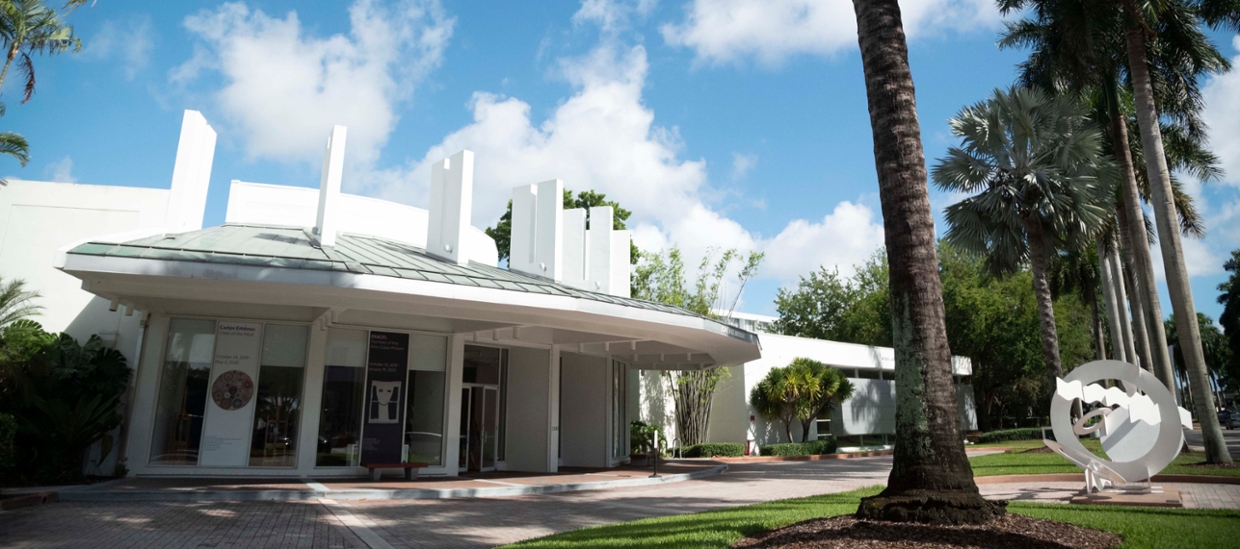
xmin=0 ymin=413 xmax=15 ymax=471
xmin=759 ymin=438 xmax=838 ymax=456
xmin=680 ymin=442 xmax=745 ymax=458
xmin=977 ymin=427 xmax=1044 ymax=444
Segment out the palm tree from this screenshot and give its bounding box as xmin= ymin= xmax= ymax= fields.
xmin=998 ymin=0 xmax=1236 ymax=465
xmin=933 ymin=87 xmax=1114 ymax=393
xmin=0 ymin=276 xmax=39 ymax=327
xmin=0 ymin=0 xmax=84 ymax=103
xmin=750 ymin=363 xmax=820 ymax=443
xmin=0 ymin=102 xmax=28 ymax=183
xmin=850 ymin=0 xmax=1000 ymax=524
xmin=1117 ymin=0 xmax=1237 ymax=465
xmin=794 ymin=359 xmax=855 ymax=442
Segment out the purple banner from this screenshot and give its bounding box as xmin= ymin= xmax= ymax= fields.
xmin=360 ymin=331 xmax=408 ymax=465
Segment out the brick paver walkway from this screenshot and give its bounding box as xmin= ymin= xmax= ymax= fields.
xmin=3 ymin=456 xmax=1236 ymax=549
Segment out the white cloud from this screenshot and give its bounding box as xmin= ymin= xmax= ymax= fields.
xmin=762 ymin=201 xmax=886 ymax=280
xmin=573 ymin=0 xmax=658 ymax=33
xmin=172 ymin=0 xmax=454 ymax=166
xmin=43 ymin=156 xmax=76 ymax=183
xmin=1202 ymin=36 xmax=1240 ymax=190
xmin=730 ymin=152 xmax=756 ymax=179
xmin=1149 ymin=235 xmax=1223 ymax=282
xmin=84 ymin=15 xmax=155 ymax=79
xmin=380 ymin=40 xmax=883 ymax=286
xmin=661 ymin=0 xmax=1001 ymax=67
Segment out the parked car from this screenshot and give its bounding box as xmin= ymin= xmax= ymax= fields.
xmin=1219 ymin=410 xmax=1239 ymax=430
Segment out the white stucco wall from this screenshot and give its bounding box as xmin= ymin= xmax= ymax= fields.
xmin=504 ymin=346 xmax=557 ymax=472
xmin=0 ymin=180 xmax=168 ymax=360
xmin=559 ymin=352 xmax=608 ymax=467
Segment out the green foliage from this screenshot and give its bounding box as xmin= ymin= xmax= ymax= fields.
xmin=1218 ymin=249 xmax=1240 ymax=392
xmin=1166 ymin=313 xmax=1233 ymax=398
xmin=629 ymin=420 xmax=667 ymax=454
xmin=758 ymin=438 xmax=837 ymax=456
xmin=485 ymin=188 xmax=640 ymax=269
xmin=773 ymin=251 xmax=891 ymax=347
xmin=939 ymin=242 xmax=1095 ymax=430
xmin=0 ymin=0 xmax=85 ymax=103
xmin=632 ymin=246 xmax=763 ymax=446
xmin=0 ymin=320 xmax=130 ymax=485
xmin=0 ymin=411 xmax=15 ymax=471
xmin=0 ymin=276 xmax=39 ymax=326
xmin=975 ymin=427 xmax=1045 ymax=444
xmin=750 ymin=358 xmax=853 ymax=443
xmin=680 ymin=442 xmax=744 ymax=458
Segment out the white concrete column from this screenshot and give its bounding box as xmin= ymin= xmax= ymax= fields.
xmin=314 ymin=126 xmax=348 ymax=248
xmin=165 ymin=110 xmax=217 ymax=234
xmin=427 ymin=151 xmax=475 ymax=265
xmin=443 ymin=334 xmax=466 ymax=477
xmin=125 ymin=314 xmax=170 ymax=475
xmin=296 ymin=316 xmax=330 ymax=473
xmin=548 ymin=345 xmax=561 ymax=473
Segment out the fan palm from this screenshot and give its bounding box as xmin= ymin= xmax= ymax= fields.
xmin=933 ymin=87 xmax=1114 ymax=391
xmin=0 ymin=276 xmax=39 ymax=327
xmin=0 ymin=0 xmax=84 ymax=103
xmin=851 ymin=0 xmax=996 ymax=524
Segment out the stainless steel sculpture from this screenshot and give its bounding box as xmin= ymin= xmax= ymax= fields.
xmin=1045 ymin=360 xmax=1192 ymax=493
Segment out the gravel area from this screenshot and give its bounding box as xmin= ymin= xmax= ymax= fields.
xmin=731 ymin=514 xmax=1121 ymax=549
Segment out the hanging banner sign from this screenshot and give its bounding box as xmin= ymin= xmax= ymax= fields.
xmin=199 ymin=321 xmax=263 ymax=467
xmin=361 ymin=331 xmax=408 ymax=465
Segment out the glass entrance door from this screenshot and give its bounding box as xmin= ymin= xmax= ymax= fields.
xmin=459 ymin=384 xmax=499 ymax=472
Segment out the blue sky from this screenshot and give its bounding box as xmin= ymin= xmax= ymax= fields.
xmin=6 ymin=0 xmax=1240 ymax=323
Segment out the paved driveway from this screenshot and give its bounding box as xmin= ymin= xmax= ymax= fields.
xmin=1184 ymin=428 xmax=1240 ymax=459
xmin=0 ymin=458 xmax=893 ymax=549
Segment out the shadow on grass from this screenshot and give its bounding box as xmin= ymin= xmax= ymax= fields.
xmin=505 ymin=487 xmax=883 ymax=549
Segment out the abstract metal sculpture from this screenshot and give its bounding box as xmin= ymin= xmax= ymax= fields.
xmin=1045 ymin=360 xmax=1192 ymax=493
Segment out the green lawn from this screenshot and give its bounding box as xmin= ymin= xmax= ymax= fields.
xmin=969 ymin=440 xmax=1240 ymax=478
xmin=505 ymin=486 xmax=1240 ymax=549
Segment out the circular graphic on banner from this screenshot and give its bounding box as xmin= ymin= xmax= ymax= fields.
xmin=211 ymin=370 xmax=254 ymax=411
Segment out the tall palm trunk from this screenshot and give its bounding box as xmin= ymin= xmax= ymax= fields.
xmin=1123 ymin=24 xmax=1233 ymax=465
xmin=851 ymin=0 xmax=1000 ymax=524
xmin=1025 ymin=216 xmax=1064 ymax=388
xmin=1109 ymin=102 xmax=1172 ymax=378
xmin=1098 ymin=241 xmax=1125 ymax=361
xmin=1110 ymin=245 xmax=1138 ymax=362
xmin=1119 ymin=234 xmax=1155 ymax=371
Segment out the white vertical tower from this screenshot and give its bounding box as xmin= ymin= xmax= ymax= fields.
xmin=586 ymin=207 xmax=631 ymax=297
xmin=313 ymin=125 xmax=348 ymax=248
xmin=164 ymin=110 xmax=217 ymax=233
xmin=427 ymin=150 xmax=475 ymax=265
xmin=510 ymin=180 xmax=563 ymax=280
xmin=562 ymin=208 xmax=588 ymax=287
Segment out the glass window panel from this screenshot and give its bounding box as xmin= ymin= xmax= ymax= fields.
xmin=409 ymin=335 xmax=446 ymax=372
xmin=404 ymin=369 xmax=445 ymax=466
xmin=315 ymin=329 xmax=368 ymax=467
xmin=483 ymin=388 xmax=497 ymax=469
xmin=150 ymin=318 xmax=217 ymax=465
xmin=463 ymin=345 xmax=501 ymax=384
xmin=613 ymin=361 xmax=627 ymax=458
xmin=250 ymin=365 xmax=303 ymax=467
xmin=262 ymin=324 xmax=309 ymax=368
xmin=325 ymin=328 xmax=367 ymax=368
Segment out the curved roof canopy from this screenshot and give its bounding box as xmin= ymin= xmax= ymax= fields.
xmin=58 ymin=224 xmax=760 ymax=369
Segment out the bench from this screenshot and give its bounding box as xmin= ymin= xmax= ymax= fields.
xmin=361 ymin=462 xmax=429 ymax=481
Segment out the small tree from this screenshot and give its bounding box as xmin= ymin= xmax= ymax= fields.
xmin=752 ymin=358 xmax=854 ymax=443
xmin=634 ymin=246 xmax=763 ymax=446
xmin=796 ymin=359 xmax=855 ymax=442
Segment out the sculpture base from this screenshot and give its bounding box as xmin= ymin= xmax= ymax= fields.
xmin=1070 ymin=486 xmax=1181 ymax=507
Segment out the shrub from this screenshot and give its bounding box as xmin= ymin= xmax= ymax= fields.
xmin=977 ymin=427 xmax=1045 ymax=444
xmin=629 ymin=420 xmax=667 ymax=454
xmin=759 ymin=438 xmax=838 ymax=456
xmin=0 ymin=413 xmax=15 ymax=470
xmin=681 ymin=442 xmax=744 ymax=458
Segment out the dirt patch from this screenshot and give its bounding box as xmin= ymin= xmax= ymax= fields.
xmin=1020 ymin=446 xmax=1054 ymax=454
xmin=732 ymin=514 xmax=1120 ymax=549
xmin=1180 ymin=461 xmax=1240 ymax=471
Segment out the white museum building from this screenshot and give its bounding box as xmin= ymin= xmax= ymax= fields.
xmin=0 ymin=111 xmax=975 ymax=479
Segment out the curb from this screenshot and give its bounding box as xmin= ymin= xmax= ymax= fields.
xmin=0 ymin=491 xmax=58 ymax=511
xmin=707 ymin=446 xmax=1008 ymax=463
xmin=974 ymin=473 xmax=1240 ymax=485
xmin=57 ymin=464 xmax=728 ymax=502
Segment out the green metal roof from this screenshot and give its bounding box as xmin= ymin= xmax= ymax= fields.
xmin=67 ymin=223 xmax=714 ymax=321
